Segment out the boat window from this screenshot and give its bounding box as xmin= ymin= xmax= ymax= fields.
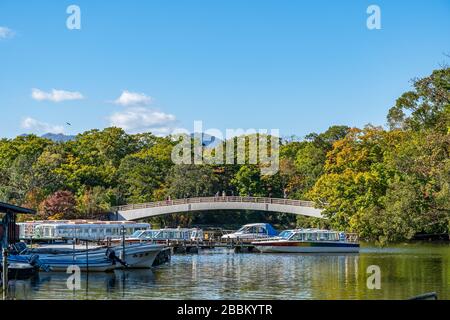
xmin=290 ymin=233 xmax=298 ymax=240
xmin=279 ymin=231 xmax=293 ymax=239
xmin=293 ymin=233 xmax=303 ymax=241
xmin=319 ymin=233 xmax=327 ymax=241
xmin=237 ymin=226 xmax=247 ymax=233
xmin=143 ymin=231 xmax=153 ymax=239
xmin=301 ymin=233 xmax=317 ymax=241
xmin=131 ymin=230 xmax=142 ymax=238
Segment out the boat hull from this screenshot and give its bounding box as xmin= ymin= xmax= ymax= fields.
xmin=115 ymin=246 xmax=161 ymax=269
xmin=44 ymin=260 xmax=116 ymax=272
xmin=6 ymin=263 xmax=38 ymax=279
xmin=7 ymin=255 xmax=116 ymax=272
xmin=253 ymin=241 xmax=360 ymax=253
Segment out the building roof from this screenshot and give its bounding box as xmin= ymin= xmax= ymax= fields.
xmin=0 ymin=202 xmax=36 ymax=215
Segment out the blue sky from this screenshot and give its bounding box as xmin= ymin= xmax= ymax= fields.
xmin=1 ymin=0 xmax=449 ymax=139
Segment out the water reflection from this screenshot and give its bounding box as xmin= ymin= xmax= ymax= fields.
xmin=6 ymin=243 xmax=450 ymax=300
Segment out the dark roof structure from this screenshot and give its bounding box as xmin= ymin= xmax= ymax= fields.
xmin=0 ymin=202 xmax=36 ymax=215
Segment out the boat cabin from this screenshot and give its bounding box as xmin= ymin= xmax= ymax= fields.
xmin=284 ymin=229 xmax=348 ymax=242
xmin=130 ymin=228 xmax=204 ymax=241
xmin=17 ymin=220 xmax=150 ymax=241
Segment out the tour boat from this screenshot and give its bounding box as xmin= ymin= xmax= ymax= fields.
xmin=17 ymin=220 xmax=150 ymax=241
xmin=251 ymin=229 xmax=360 ymax=253
xmin=221 ymin=223 xmax=278 ymax=241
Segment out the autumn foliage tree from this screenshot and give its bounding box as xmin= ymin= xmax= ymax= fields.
xmin=40 ymin=191 xmax=77 ymax=220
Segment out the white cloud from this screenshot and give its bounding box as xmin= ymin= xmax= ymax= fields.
xmin=31 ymin=88 xmax=84 ymax=102
xmin=21 ymin=117 xmax=65 ymax=134
xmin=113 ymin=90 xmax=152 ymax=106
xmin=0 ymin=27 xmax=15 ymax=39
xmin=109 ymin=107 xmax=177 ymax=135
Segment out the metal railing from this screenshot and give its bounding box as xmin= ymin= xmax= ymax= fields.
xmin=113 ymin=196 xmax=317 ymax=212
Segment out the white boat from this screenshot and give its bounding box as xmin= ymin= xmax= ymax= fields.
xmin=221 ymin=223 xmax=278 ymax=241
xmin=252 ymin=229 xmax=360 ymax=253
xmin=112 ymin=243 xmax=165 ymax=269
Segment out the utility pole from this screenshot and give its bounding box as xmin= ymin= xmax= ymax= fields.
xmin=2 ymin=248 xmax=8 ymax=300
xmin=120 ymin=226 xmax=126 ymax=264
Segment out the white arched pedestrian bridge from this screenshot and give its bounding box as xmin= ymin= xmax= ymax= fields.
xmin=113 ymin=196 xmax=323 ymax=221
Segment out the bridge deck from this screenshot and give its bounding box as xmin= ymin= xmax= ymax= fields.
xmin=115 ymin=196 xmax=316 ymax=211
xmin=113 ymin=196 xmax=324 ymax=220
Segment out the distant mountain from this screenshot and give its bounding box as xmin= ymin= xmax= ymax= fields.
xmin=191 ymin=133 xmax=222 ymax=148
xmin=41 ymin=133 xmax=76 ymax=142
xmin=24 ymin=132 xmax=219 ymax=145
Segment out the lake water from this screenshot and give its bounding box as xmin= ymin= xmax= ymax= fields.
xmin=7 ymin=242 xmax=450 ymax=300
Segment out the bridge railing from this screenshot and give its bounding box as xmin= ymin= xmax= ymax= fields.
xmin=113 ymin=196 xmax=316 ymax=212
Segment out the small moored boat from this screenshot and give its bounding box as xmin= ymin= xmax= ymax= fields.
xmin=252 ymin=228 xmax=359 ymax=253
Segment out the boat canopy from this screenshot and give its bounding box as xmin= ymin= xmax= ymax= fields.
xmin=236 ymin=223 xmax=279 ymax=236
xmin=262 ymin=223 xmax=278 ymax=236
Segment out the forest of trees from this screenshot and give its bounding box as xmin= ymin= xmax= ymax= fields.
xmin=1 ymin=67 xmax=449 ymax=244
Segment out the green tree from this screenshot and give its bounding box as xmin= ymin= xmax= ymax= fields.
xmin=387 ymin=67 xmax=450 ymax=132
xmin=308 ymin=127 xmax=397 ymax=235
xmin=0 ymin=135 xmax=52 ymax=204
xmin=167 ymin=164 xmax=219 ymax=198
xmin=117 ymin=143 xmax=173 ymax=203
xmin=76 ymin=186 xmax=113 ymax=218
xmin=231 ymin=165 xmax=264 ymax=197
